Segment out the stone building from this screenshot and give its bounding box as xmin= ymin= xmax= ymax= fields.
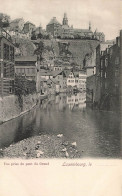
xmin=0 ymin=28 xmax=15 ymax=97
xmin=46 ymin=17 xmax=62 ymax=37
xmin=99 ymin=35 xmax=121 ymax=110
xmin=86 ymin=42 xmax=113 ymax=104
xmin=46 ymin=13 xmax=105 ymax=41
xmin=23 ymin=21 xmax=36 ymax=36
xmin=94 ymin=29 xmax=105 ymax=42
xmin=86 ymin=31 xmax=122 ymax=110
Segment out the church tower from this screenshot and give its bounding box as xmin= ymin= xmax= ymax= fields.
xmin=62 ymin=13 xmax=68 ymax=26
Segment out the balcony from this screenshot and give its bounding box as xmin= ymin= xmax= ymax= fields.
xmin=0 ymin=27 xmax=12 ymax=41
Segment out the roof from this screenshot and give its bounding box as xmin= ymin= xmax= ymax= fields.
xmin=47 ymin=78 xmax=59 ymax=85
xmin=40 ymin=70 xmax=53 ymax=76
xmin=47 ymin=17 xmax=61 ymax=25
xmin=15 ymin=55 xmax=37 ymax=62
xmin=51 ymin=70 xmax=63 ymax=77
xmin=40 ymin=78 xmax=47 ymax=82
xmin=73 ymin=71 xmax=79 ymax=77
xmin=63 ymin=69 xmax=71 ymax=77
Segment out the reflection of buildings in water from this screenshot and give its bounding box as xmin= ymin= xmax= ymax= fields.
xmin=58 ymin=94 xmax=67 ymax=111
xmin=55 ymin=95 xmax=60 ymax=104
xmin=67 ymin=93 xmax=86 ymax=110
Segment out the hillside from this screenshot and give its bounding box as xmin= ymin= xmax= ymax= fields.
xmin=12 ymin=37 xmax=36 ymax=57
xmin=14 ymin=37 xmax=99 ymax=68
xmin=42 ymin=39 xmax=99 ymax=67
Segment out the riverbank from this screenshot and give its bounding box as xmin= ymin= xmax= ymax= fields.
xmin=1 ymin=134 xmax=81 ymax=159
xmin=0 ymin=93 xmax=40 ymax=124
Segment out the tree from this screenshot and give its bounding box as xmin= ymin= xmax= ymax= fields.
xmin=0 ymin=13 xmax=10 ymax=27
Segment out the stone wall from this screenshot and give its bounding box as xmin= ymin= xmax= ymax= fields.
xmin=0 ymin=93 xmax=39 ymax=123
xmin=86 ymin=75 xmax=96 ymax=102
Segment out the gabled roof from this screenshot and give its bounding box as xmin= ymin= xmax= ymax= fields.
xmin=52 ymin=70 xmax=63 ymax=77
xmin=47 ymin=78 xmax=59 ymax=85
xmin=63 ymin=69 xmax=71 ymax=77
xmin=47 ymin=17 xmax=61 ymax=25
xmin=73 ymin=71 xmax=79 ymax=77
xmin=40 ymin=70 xmax=53 ymax=76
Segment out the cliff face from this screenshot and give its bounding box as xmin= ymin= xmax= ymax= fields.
xmin=12 ymin=37 xmax=36 ymax=57
xmin=42 ymin=39 xmax=99 ymax=67
xmin=14 ymin=37 xmax=99 ymax=68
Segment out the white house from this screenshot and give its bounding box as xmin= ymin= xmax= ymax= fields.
xmin=67 ymin=71 xmax=76 ymax=87
xmin=67 ymin=71 xmax=86 ymax=90
xmin=78 ymin=72 xmax=87 ymax=91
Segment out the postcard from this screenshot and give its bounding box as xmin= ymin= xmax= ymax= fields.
xmin=0 ymin=0 xmax=122 ymax=195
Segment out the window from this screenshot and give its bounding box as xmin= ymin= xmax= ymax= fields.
xmin=32 ymin=69 xmax=35 ymax=74
xmin=0 ymin=44 xmax=1 ymax=59
xmin=3 ymin=63 xmax=7 ymax=77
xmin=9 ymin=87 xmax=12 ymax=93
xmin=10 ymin=46 xmax=14 ymax=62
xmin=115 ymin=70 xmax=119 ymax=77
xmin=105 ymin=72 xmax=106 ymax=78
xmin=3 ymin=44 xmax=7 ymax=60
xmin=115 ymin=57 xmax=119 ymax=65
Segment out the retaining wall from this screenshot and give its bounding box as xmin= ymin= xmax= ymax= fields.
xmin=0 ymin=93 xmax=40 ymax=123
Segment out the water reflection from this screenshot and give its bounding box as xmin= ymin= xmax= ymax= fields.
xmin=0 ymin=93 xmax=121 ymax=158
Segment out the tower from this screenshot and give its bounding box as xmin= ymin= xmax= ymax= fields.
xmin=62 ymin=13 xmax=68 ymax=26
xmin=89 ymin=21 xmax=91 ymax=31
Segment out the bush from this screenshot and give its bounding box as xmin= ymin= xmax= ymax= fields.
xmin=14 ymin=76 xmax=36 ymax=96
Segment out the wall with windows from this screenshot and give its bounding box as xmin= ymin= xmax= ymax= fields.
xmin=15 ymin=65 xmax=36 ymax=81
xmin=0 ymin=36 xmax=15 ymax=96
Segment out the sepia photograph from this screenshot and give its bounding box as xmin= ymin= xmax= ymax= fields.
xmin=0 ymin=0 xmax=122 ymax=195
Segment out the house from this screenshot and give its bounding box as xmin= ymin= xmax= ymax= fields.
xmin=52 ymin=70 xmax=67 ymax=92
xmin=40 ymin=69 xmax=53 ymax=80
xmin=46 ymin=17 xmax=62 ymax=37
xmin=99 ymin=35 xmax=121 ymax=110
xmin=47 ymin=78 xmax=60 ymax=94
xmin=0 ymin=28 xmax=15 ymax=97
xmin=67 ymin=71 xmax=76 ymax=87
xmin=78 ymin=72 xmax=87 ymax=91
xmin=53 ymin=65 xmax=63 ymax=71
xmin=15 ymin=55 xmax=37 ymax=81
xmin=23 ymin=21 xmax=36 ymax=37
xmin=86 ymin=31 xmax=122 ymax=110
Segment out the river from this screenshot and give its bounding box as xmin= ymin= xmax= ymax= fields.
xmin=0 ymin=93 xmax=121 ymax=158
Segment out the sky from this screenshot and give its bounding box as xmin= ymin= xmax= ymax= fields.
xmin=0 ymin=0 xmax=122 ymax=40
